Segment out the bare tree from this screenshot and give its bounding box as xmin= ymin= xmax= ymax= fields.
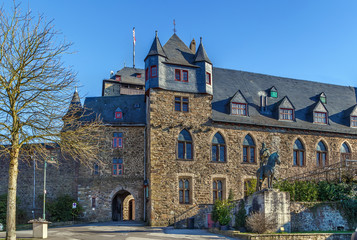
xmin=0 ymin=3 xmax=105 ymax=240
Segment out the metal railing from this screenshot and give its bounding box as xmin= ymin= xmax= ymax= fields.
xmin=284 ymin=159 xmax=357 ymax=182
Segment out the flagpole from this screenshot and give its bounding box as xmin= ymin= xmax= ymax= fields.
xmin=133 ymin=27 xmax=135 ymax=68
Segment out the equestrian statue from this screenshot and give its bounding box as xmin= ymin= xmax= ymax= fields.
xmin=256 ymin=143 xmax=281 ymax=191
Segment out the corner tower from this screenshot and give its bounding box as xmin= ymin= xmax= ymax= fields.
xmin=144 ymin=31 xmax=167 ymax=92
xmin=145 ymin=32 xmax=213 ymax=95
xmin=195 ymin=37 xmax=213 ymax=95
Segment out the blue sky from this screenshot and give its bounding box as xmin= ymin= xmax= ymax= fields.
xmin=4 ymin=0 xmax=357 ymax=98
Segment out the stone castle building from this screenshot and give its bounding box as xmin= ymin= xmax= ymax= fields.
xmin=1 ymin=32 xmax=357 ymax=227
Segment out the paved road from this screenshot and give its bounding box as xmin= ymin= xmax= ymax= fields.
xmin=0 ymin=222 xmax=237 ymax=240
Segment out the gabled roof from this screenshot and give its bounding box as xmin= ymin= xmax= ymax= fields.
xmin=106 ymin=67 xmax=145 ymax=86
xmin=211 ymin=67 xmax=357 ymax=134
xmin=81 ymin=95 xmax=145 ymax=125
xmin=230 ymin=90 xmax=247 ymax=104
xmin=277 ymin=96 xmax=295 ymax=109
xmin=311 ymin=101 xmax=328 ymax=113
xmin=162 ymin=34 xmax=197 ymax=67
xmin=194 ymin=38 xmax=211 ymax=64
xmin=344 ymin=104 xmax=357 ymax=117
xmin=145 ymin=31 xmax=167 ymax=60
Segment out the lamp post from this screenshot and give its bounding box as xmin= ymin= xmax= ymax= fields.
xmin=43 ymin=158 xmax=47 ymax=220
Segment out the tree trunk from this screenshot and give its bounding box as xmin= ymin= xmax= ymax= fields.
xmin=6 ymin=148 xmax=19 ymax=240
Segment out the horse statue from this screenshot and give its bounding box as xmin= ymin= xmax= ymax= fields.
xmin=256 ymin=152 xmax=281 ymax=191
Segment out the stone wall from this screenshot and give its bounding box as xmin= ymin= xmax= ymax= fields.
xmin=291 ymin=202 xmax=350 ymax=231
xmin=147 ymin=88 xmax=357 ymax=226
xmin=0 ymin=149 xmax=78 ymax=219
xmin=77 ymin=126 xmax=145 ymax=222
xmin=245 ymin=189 xmax=291 ymax=232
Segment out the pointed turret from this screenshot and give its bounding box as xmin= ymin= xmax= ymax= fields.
xmin=63 ymin=87 xmax=83 ymax=120
xmin=194 ymin=37 xmax=211 ymax=64
xmin=145 ymin=31 xmax=167 ymax=60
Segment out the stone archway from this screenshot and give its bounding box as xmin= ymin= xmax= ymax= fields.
xmin=112 ymin=190 xmax=135 ymax=221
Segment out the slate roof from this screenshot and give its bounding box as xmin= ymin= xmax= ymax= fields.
xmin=194 ymin=39 xmax=212 ymax=64
xmin=146 ymin=31 xmax=167 ymax=60
xmin=212 ymin=67 xmax=357 ymax=134
xmin=81 ymin=95 xmax=145 ymax=125
xmin=64 ymin=89 xmax=83 ymax=119
xmin=162 ymin=34 xmax=197 ymax=67
xmin=105 ymin=67 xmax=145 ymax=86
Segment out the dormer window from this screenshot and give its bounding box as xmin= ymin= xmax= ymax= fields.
xmin=270 ymin=87 xmax=278 ymax=98
xmin=232 ymin=102 xmax=247 ymax=116
xmin=115 ymin=107 xmax=123 ymax=119
xmin=136 ymin=73 xmax=141 ymax=78
xmin=115 ymin=75 xmax=121 ymax=81
xmin=279 ymin=108 xmax=294 ymax=120
xmin=319 ymin=93 xmax=327 ymax=104
xmin=206 ymin=72 xmax=211 ymax=85
xmin=314 ymin=112 xmax=327 ymax=124
xmin=351 ymin=116 xmax=357 ymax=127
xmin=151 ymin=65 xmax=157 ymax=78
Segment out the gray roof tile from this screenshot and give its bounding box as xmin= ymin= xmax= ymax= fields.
xmin=194 ymin=39 xmax=212 ymax=64
xmin=212 ymin=67 xmax=357 ymax=134
xmin=146 ymin=32 xmax=167 ymax=60
xmin=162 ymin=34 xmax=197 ymax=67
xmin=106 ymin=67 xmax=145 ymax=86
xmin=81 ymin=95 xmax=145 ymax=125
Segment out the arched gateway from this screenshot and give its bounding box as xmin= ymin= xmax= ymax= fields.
xmin=112 ymin=190 xmax=135 ymax=221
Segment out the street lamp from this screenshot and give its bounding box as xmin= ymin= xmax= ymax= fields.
xmin=43 ymin=157 xmax=53 ymax=220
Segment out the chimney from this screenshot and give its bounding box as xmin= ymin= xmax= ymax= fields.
xmin=189 ymin=38 xmax=196 ymax=53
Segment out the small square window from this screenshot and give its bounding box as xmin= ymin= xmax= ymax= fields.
xmin=112 ymin=158 xmax=124 ymax=175
xmin=270 ymin=91 xmax=278 ymax=98
xmin=151 ymin=66 xmax=157 ymax=78
xmin=175 ymin=69 xmax=181 ymax=81
xmin=174 ymin=96 xmax=189 ymax=112
xmin=351 ymin=116 xmax=357 ymax=127
xmin=179 ymin=178 xmax=191 ymax=204
xmin=113 ymin=132 xmax=123 ymax=148
xmin=279 ymin=108 xmax=294 ymax=120
xmin=182 ymin=70 xmax=188 ymax=82
xmin=91 ymin=197 xmax=96 ymax=209
xmin=232 ymin=102 xmax=247 ymax=116
xmin=136 ymin=73 xmax=141 ymax=78
xmin=93 ymin=164 xmax=99 ymax=175
xmin=314 ymin=112 xmax=327 ymax=124
xmin=115 ymin=75 xmax=121 ymax=81
xmin=206 ymin=72 xmax=211 ymax=85
xmin=115 ymin=112 xmax=122 ymax=119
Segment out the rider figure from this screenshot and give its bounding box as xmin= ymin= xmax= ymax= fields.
xmin=259 ymin=142 xmax=270 ymax=180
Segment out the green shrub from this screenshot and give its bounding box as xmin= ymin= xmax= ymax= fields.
xmin=47 ymin=195 xmax=82 ymax=222
xmin=235 ymin=200 xmax=246 ymax=229
xmin=275 ymin=180 xmax=356 ymax=202
xmin=245 ymin=179 xmax=257 ymax=197
xmin=0 ymin=194 xmax=28 ymax=228
xmin=211 ymin=199 xmax=234 ymax=226
xmin=0 ymin=194 xmax=6 ymax=227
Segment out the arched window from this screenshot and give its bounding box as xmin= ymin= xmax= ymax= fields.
xmin=340 ymin=142 xmax=351 ymax=161
xmin=212 ymin=132 xmax=226 ymax=162
xmin=243 ymin=135 xmax=255 ymax=163
xmin=177 ymin=130 xmax=193 ymax=160
xmin=293 ymin=139 xmax=305 ymax=166
xmin=316 ymin=141 xmax=328 ymax=167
